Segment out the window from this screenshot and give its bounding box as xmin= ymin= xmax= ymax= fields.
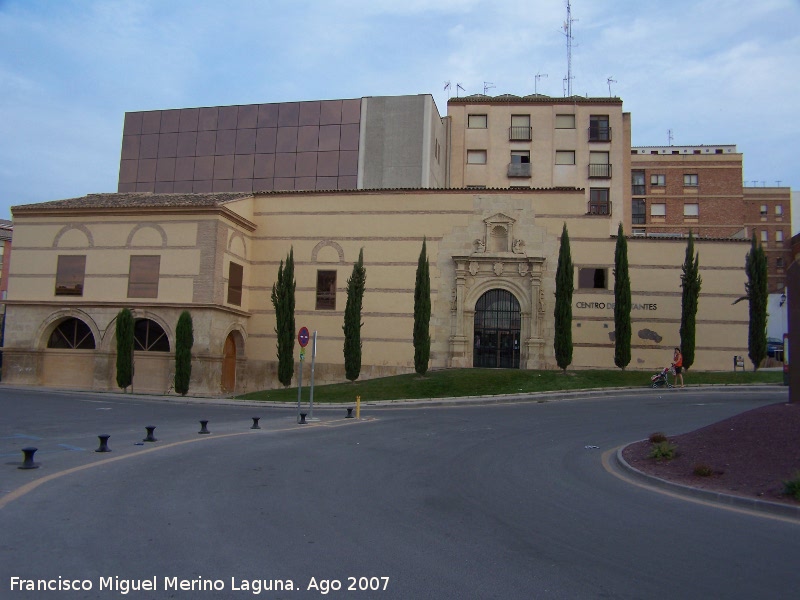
xmin=651 ymin=174 xmax=665 ymax=186
xmin=509 ymin=115 xmax=531 ymax=141
xmin=760 ymin=205 xmax=768 ymax=216
xmin=55 ymin=255 xmax=86 ymax=296
xmin=127 ymin=255 xmax=160 ymax=298
xmin=684 ymin=203 xmax=699 ymax=217
xmin=468 ymin=114 xmax=487 ymax=129
xmin=578 ymin=268 xmax=607 ymax=289
xmin=589 ymin=188 xmax=609 ymax=214
xmin=510 ymin=150 xmax=530 ymax=164
xmin=555 ymin=150 xmax=575 ymax=165
xmin=683 ymin=174 xmax=698 ymax=187
xmin=555 ymin=114 xmax=576 ymax=129
xmin=467 ymin=150 xmax=487 ymax=164
xmin=589 ymin=115 xmax=611 ymax=141
xmin=47 ymin=318 xmax=96 ymax=349
xmin=589 ymin=151 xmax=610 ymax=177
xmin=650 ymin=203 xmax=666 ymax=216
xmin=632 ymin=199 xmax=645 ymax=224
xmin=134 ymin=319 xmax=170 ymax=352
xmin=632 ymin=228 xmax=646 ymax=237
xmin=632 ymin=171 xmax=645 ymax=195
xmin=761 ymin=230 xmax=768 ymax=242
xmin=316 ymin=270 xmax=337 ymax=310
xmin=776 ymin=205 xmax=783 ymax=216
xmin=776 ymin=230 xmax=784 ymax=242
xmin=777 ymin=257 xmax=784 ymax=268
xmin=227 ymin=262 xmax=243 ymax=306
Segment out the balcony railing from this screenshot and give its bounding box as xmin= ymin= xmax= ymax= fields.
xmin=631 ymin=184 xmax=646 ymax=195
xmin=509 ymin=126 xmax=532 ymax=141
xmin=507 ymin=162 xmax=532 ymax=178
xmin=587 ymin=200 xmax=611 ymax=215
xmin=588 ymin=163 xmax=612 ymax=178
xmin=588 ymin=126 xmax=612 ymax=142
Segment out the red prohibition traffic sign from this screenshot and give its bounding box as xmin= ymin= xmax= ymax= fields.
xmin=298 ymin=326 xmax=310 ymax=348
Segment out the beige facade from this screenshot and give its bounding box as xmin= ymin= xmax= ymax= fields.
xmin=3 ymin=188 xmax=751 ymax=395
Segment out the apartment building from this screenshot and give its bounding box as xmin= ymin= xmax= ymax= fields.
xmin=448 ymin=94 xmax=631 ymax=237
xmin=743 ymin=186 xmax=793 ymax=293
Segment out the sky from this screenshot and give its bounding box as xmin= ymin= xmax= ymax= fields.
xmin=1 ymin=0 xmax=799 ymax=233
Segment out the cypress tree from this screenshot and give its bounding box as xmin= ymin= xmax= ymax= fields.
xmin=613 ymin=222 xmax=631 ymax=369
xmin=413 ymin=238 xmax=431 ymax=375
xmin=745 ymin=234 xmax=768 ymax=370
xmin=343 ymin=248 xmax=366 ymax=381
xmin=679 ymin=231 xmax=702 ymax=370
xmin=115 ymin=308 xmax=134 ymax=391
xmin=271 ymin=247 xmax=296 ymax=387
xmin=174 ymin=310 xmax=194 ymax=396
xmin=554 ymin=223 xmax=574 ymax=372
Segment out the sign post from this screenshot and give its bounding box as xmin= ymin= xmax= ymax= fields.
xmin=297 ymin=327 xmax=310 ymax=423
xmin=309 ymin=331 xmax=318 ymax=419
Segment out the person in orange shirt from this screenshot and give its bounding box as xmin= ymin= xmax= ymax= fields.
xmin=671 ymin=347 xmax=684 ymax=388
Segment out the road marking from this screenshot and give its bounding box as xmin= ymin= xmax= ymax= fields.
xmin=0 ymin=434 xmax=42 ymax=441
xmin=0 ymin=417 xmax=374 ymax=510
xmin=602 ymin=446 xmax=800 ymax=525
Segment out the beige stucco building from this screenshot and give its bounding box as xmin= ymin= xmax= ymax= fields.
xmin=0 ymin=93 xmax=756 ymax=395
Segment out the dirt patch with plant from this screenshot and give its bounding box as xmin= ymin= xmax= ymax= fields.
xmin=622 ymin=402 xmax=800 ymax=506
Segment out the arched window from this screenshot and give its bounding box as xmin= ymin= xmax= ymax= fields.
xmin=47 ymin=318 xmax=96 ymax=349
xmin=134 ymin=319 xmax=170 ymax=352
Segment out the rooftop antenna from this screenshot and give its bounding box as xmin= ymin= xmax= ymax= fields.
xmin=444 ymin=81 xmax=451 ymax=99
xmin=456 ymin=83 xmax=465 ymax=98
xmin=607 ymin=76 xmax=617 ymax=97
xmin=483 ymin=81 xmax=495 ymax=95
xmin=668 ymin=129 xmax=674 ymax=145
xmin=535 ymin=72 xmax=548 ymax=95
xmin=776 ymin=180 xmax=782 ymax=186
xmin=562 ymin=0 xmax=577 ymax=96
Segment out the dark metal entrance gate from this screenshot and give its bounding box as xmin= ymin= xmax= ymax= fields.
xmin=473 ymin=289 xmax=521 ymax=368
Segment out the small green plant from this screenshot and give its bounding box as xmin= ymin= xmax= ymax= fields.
xmin=649 ymin=441 xmax=677 ymax=461
xmin=693 ymin=464 xmax=713 ymax=477
xmin=649 ymin=432 xmax=668 ymax=444
xmin=783 ymin=473 xmax=800 ymax=501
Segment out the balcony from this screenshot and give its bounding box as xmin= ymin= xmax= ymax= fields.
xmin=507 ymin=162 xmax=532 ymax=178
xmin=588 ymin=163 xmax=612 ymax=178
xmin=587 ymin=200 xmax=611 ymax=215
xmin=588 ymin=126 xmax=612 ymax=142
xmin=509 ymin=126 xmax=532 ymax=141
xmin=632 ymin=184 xmax=646 ymax=195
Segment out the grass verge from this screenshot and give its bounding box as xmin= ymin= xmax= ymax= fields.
xmin=236 ymin=368 xmax=782 ymax=403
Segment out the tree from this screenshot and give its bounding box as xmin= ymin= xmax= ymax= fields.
xmin=343 ymin=248 xmax=366 ymax=381
xmin=554 ymin=223 xmax=574 ymax=371
xmin=679 ymin=231 xmax=702 ymax=370
xmin=174 ymin=310 xmax=194 ymax=396
xmin=613 ymin=222 xmax=631 ymax=369
xmin=271 ymin=247 xmax=296 ymax=387
xmin=744 ymin=234 xmax=768 ymax=370
xmin=115 ymin=308 xmax=134 ymax=391
xmin=413 ymin=238 xmax=431 ymax=375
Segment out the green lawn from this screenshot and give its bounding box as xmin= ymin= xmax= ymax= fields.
xmin=237 ymin=368 xmax=783 ymax=403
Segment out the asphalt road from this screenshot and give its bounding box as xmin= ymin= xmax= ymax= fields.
xmin=1 ymin=386 xmax=797 ymax=599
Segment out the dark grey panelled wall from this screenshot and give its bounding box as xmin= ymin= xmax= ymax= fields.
xmin=118 ymin=99 xmax=361 ymax=193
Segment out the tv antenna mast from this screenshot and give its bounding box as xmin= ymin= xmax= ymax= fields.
xmin=562 ymin=0 xmax=577 ymax=96
xmin=456 ymin=83 xmax=465 ymax=98
xmin=668 ymin=129 xmax=674 ymax=145
xmin=607 ymin=77 xmax=617 ymax=97
xmin=535 ymin=72 xmax=548 ymax=95
xmin=483 ymin=81 xmax=495 ymax=95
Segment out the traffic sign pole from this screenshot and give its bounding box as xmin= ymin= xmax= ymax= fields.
xmin=309 ymin=331 xmax=317 ymax=419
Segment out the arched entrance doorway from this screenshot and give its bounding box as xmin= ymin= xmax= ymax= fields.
xmin=221 ymin=332 xmax=237 ymax=393
xmin=473 ymin=289 xmax=521 ymax=368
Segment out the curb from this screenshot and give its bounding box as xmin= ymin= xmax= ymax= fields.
xmin=614 ymin=447 xmax=800 ymax=521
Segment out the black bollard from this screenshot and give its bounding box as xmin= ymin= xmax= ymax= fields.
xmin=251 ymin=417 xmax=261 ymax=430
xmin=346 ymin=407 xmax=354 ymax=418
xmin=198 ymin=420 xmax=210 ymax=434
xmin=143 ymin=426 xmax=158 ymax=442
xmin=299 ymin=413 xmax=307 ymax=424
xmin=19 ymin=447 xmax=39 ymax=470
xmin=96 ymin=435 xmax=112 ymax=453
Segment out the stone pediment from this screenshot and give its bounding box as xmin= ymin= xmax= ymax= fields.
xmin=473 ymin=213 xmax=527 ymax=255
